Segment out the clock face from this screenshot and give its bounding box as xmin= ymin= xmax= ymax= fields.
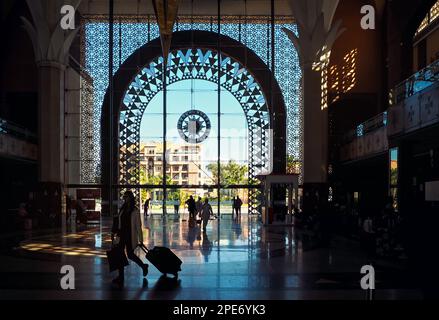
xmin=177 ymin=110 xmax=211 ymax=144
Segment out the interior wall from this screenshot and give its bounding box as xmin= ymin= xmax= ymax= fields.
xmin=427 ymin=27 xmax=439 ymax=62
xmin=328 ymin=0 xmax=438 ymax=127
xmin=0 ymin=1 xmax=39 ymax=223
xmin=327 ymin=0 xmax=387 ymax=149
xmin=0 ymin=0 xmax=38 ymax=131
xmin=386 ymin=0 xmax=437 ymax=89
xmin=330 ymin=0 xmax=384 ymax=98
xmin=413 ymin=25 xmax=439 ymax=72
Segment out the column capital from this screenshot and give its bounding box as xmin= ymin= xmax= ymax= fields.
xmin=283 ymin=0 xmax=345 ymax=69
xmin=21 ymin=0 xmax=81 ymax=66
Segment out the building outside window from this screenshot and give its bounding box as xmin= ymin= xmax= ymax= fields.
xmin=389 ymin=147 xmax=399 ymax=211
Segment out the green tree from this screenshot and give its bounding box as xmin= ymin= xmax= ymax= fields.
xmin=139 ymin=168 xmax=180 ymax=202
xmin=206 ymin=161 xmax=248 ymax=186
xmin=287 ymin=155 xmax=301 ymax=174
xmin=206 ymin=161 xmax=249 ymax=202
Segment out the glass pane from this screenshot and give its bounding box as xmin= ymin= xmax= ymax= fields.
xmin=167 ymin=79 xmax=218 ymax=188
xmin=144 ymin=188 xmax=165 ymax=216
xmin=139 ymin=92 xmax=164 ymax=186
xmin=390 ymin=147 xmax=398 ymax=186
xmin=219 ymin=87 xmax=249 ymax=184
xmin=219 ymin=188 xmax=248 ymax=216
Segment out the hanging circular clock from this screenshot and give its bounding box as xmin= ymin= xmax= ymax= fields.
xmin=177 ymin=109 xmax=211 ymax=144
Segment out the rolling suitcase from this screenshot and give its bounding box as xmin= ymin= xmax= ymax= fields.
xmin=139 ymin=244 xmax=182 ymax=278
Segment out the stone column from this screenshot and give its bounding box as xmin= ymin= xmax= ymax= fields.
xmin=22 ymin=0 xmax=81 ymax=226
xmin=38 ymin=62 xmax=65 ymax=183
xmin=283 ymin=0 xmax=345 ymax=212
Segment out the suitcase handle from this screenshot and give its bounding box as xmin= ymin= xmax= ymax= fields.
xmin=138 ymin=243 xmax=149 ymax=253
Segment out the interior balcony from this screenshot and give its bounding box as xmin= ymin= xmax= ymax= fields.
xmin=388 ymin=58 xmax=439 ymax=137
xmin=339 ymin=58 xmax=439 ymax=163
xmin=339 ymin=112 xmax=388 ymax=163
xmin=0 ymin=117 xmax=37 ymax=161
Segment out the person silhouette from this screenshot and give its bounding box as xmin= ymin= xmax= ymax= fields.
xmin=186 ymin=196 xmax=196 ymax=218
xmin=235 ymin=196 xmax=243 ymax=218
xmin=185 ymin=195 xmax=197 ymax=227
xmin=201 ymin=199 xmax=213 ymax=232
xmin=111 ymin=190 xmax=149 ymax=287
xmin=144 ymin=198 xmax=151 ymax=218
xmin=174 ymin=197 xmax=180 ymax=215
xmin=196 ymin=197 xmax=203 ymax=218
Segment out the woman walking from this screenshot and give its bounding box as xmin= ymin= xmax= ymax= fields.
xmin=112 ymin=190 xmax=149 ymax=286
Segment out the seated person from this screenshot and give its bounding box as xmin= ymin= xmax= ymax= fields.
xmin=76 ymin=199 xmax=88 ymax=224
xmin=15 ymin=203 xmax=29 ymax=229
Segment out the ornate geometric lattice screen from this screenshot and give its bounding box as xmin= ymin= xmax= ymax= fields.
xmin=81 ymin=16 xmax=302 ymax=185
xmin=79 ymin=73 xmax=96 ymax=183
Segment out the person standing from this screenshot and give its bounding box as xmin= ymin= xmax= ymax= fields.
xmin=235 ymin=196 xmax=243 ymax=218
xmin=196 ymin=197 xmax=203 ymax=219
xmin=185 ymin=195 xmax=197 ymax=225
xmin=112 ymin=190 xmax=148 ymax=287
xmin=144 ymin=198 xmax=151 ymax=218
xmin=76 ymin=198 xmax=87 ymax=224
xmin=66 ymin=195 xmax=72 ymax=224
xmin=201 ymin=199 xmax=213 ymax=232
xmin=232 ymin=196 xmax=237 ymax=218
xmin=174 ymin=197 xmax=180 ymax=215
xmin=16 ymin=203 xmax=29 ymax=230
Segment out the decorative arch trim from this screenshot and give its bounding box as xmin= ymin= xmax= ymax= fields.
xmin=120 ymin=48 xmax=271 ymax=189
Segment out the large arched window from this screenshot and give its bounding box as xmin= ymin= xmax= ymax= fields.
xmin=80 ymin=16 xmax=301 ymax=186
xmin=120 ymin=48 xmax=270 ymax=189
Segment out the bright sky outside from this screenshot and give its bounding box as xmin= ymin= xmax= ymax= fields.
xmin=140 ymin=79 xmax=249 ymax=167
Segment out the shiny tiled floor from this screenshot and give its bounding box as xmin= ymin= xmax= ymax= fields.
xmin=0 ymin=214 xmax=421 ymax=300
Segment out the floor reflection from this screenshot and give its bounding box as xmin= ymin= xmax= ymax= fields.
xmin=0 ymin=214 xmax=420 ymax=300
xmin=19 ymin=215 xmax=267 ymax=264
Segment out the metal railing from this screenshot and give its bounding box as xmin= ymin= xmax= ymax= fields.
xmin=394 ymin=58 xmax=439 ymax=105
xmin=0 ymin=117 xmax=37 ymax=143
xmin=343 ymin=111 xmax=388 ymax=143
xmin=341 ymin=59 xmax=439 ymax=147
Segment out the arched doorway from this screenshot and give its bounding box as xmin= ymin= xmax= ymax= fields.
xmin=102 ymin=31 xmax=287 ymax=214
